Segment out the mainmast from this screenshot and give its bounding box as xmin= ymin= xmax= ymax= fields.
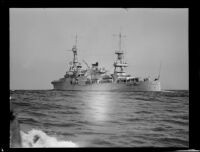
xmin=113 ymin=32 xmax=128 ymax=77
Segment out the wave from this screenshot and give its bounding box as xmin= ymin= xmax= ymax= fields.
xmin=159 ymin=137 xmax=188 ymax=147
xmin=163 ymin=119 xmax=188 ymax=126
xmin=20 ymin=129 xmax=78 ymax=148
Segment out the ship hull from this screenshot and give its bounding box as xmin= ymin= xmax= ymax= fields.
xmin=51 ymin=79 xmax=161 ymax=91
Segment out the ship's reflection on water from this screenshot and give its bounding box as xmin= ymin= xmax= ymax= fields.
xmin=83 ymin=92 xmax=112 ymax=124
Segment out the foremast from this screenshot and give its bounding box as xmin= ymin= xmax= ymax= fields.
xmin=72 ymin=34 xmax=78 ymax=66
xmin=65 ymin=35 xmax=84 ymax=78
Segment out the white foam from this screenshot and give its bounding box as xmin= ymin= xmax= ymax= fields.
xmin=20 ymin=129 xmax=78 ymax=148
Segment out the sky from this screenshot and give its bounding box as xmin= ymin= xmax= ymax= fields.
xmin=10 ymin=8 xmax=188 ymax=90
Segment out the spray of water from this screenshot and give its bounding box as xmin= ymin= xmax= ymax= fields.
xmin=20 ymin=129 xmax=78 ymax=148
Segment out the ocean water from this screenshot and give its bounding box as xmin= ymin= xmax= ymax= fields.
xmin=10 ymin=90 xmax=189 ymax=147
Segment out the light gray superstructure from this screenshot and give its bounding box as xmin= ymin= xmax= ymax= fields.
xmin=51 ymin=33 xmax=161 ymax=91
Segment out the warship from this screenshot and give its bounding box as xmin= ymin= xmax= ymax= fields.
xmin=51 ymin=33 xmax=161 ymax=91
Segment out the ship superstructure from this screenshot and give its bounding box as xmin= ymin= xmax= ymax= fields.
xmin=112 ymin=32 xmax=129 ymax=82
xmin=64 ymin=35 xmax=85 ymax=78
xmin=51 ymin=33 xmax=161 ymax=91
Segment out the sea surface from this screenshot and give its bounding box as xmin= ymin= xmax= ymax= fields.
xmin=10 ymin=90 xmax=189 ymax=147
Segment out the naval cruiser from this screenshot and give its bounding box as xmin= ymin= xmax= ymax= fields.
xmin=51 ymin=33 xmax=161 ymax=91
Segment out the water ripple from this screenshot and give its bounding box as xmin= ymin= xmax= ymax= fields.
xmin=10 ymin=90 xmax=189 ymax=147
